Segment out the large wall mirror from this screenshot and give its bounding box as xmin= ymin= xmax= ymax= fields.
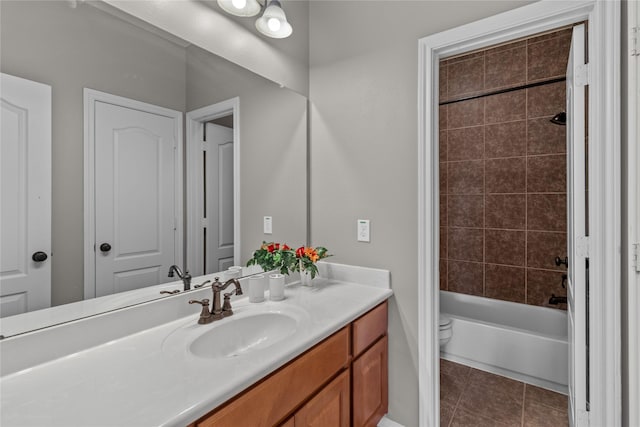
xmin=0 ymin=0 xmax=308 ymax=337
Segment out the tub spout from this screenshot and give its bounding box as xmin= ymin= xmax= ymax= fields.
xmin=548 ymin=294 xmax=567 ymax=305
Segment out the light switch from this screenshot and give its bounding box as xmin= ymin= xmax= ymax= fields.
xmin=357 ymin=219 xmax=370 ymax=242
xmin=263 ymin=216 xmax=272 ymax=234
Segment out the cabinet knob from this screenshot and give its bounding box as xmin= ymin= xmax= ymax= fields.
xmin=100 ymin=243 xmax=112 ymax=252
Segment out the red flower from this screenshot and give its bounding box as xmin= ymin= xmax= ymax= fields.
xmin=267 ymin=244 xmax=275 ymax=253
xmin=296 ymin=246 xmax=305 ymax=258
xmin=282 ymin=244 xmax=290 ymax=251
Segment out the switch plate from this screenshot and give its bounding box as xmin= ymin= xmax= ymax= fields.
xmin=263 ymin=216 xmax=272 ymax=234
xmin=357 ymin=219 xmax=370 ymax=242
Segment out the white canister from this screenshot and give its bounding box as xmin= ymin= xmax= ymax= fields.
xmin=269 ymin=274 xmax=285 ymax=301
xmin=225 ymin=266 xmax=242 ymax=280
xmin=248 ymin=275 xmax=266 ymax=303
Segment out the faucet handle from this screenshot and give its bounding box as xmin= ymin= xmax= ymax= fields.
xmin=222 ymin=292 xmax=238 ymax=316
xmin=189 ymin=299 xmax=211 ymax=324
xmin=194 ymin=280 xmax=211 ymax=289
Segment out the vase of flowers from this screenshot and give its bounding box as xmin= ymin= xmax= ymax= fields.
xmin=246 ymin=242 xmax=331 ymax=287
xmin=246 ymin=242 xmax=296 ymax=274
xmin=293 ymin=245 xmax=330 ymax=286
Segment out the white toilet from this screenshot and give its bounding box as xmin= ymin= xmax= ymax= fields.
xmin=439 ymin=314 xmax=452 ymax=347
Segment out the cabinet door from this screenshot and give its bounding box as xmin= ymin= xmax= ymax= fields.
xmin=295 ymin=370 xmax=350 ymax=427
xmin=352 ymin=335 xmax=388 ymax=427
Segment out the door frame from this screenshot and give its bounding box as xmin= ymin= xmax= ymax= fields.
xmin=83 ymin=89 xmax=184 ymax=299
xmin=624 ymin=0 xmax=640 ymax=425
xmin=417 ymin=1 xmax=621 ymax=426
xmin=185 ymin=97 xmax=240 ymax=276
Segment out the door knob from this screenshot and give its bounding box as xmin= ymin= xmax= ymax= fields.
xmin=32 ymin=251 xmax=48 ymax=262
xmin=100 ymin=243 xmax=112 ymax=252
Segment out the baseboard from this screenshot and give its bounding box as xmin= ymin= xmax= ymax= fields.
xmin=378 ymin=415 xmax=404 ymax=427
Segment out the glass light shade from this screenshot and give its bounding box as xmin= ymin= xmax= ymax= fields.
xmin=255 ymin=0 xmax=292 ymax=39
xmin=217 ymin=0 xmax=261 ymax=17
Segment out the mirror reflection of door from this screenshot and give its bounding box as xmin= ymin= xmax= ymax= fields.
xmin=87 ymin=89 xmax=182 ymax=298
xmin=0 ymin=73 xmax=52 ymax=317
xmin=204 ymin=119 xmax=235 ymax=274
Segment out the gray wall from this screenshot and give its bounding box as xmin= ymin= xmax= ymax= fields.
xmin=0 ymin=1 xmax=187 ymax=306
xmin=308 ymin=1 xmax=534 ymax=425
xmin=186 ymin=45 xmax=308 ymax=262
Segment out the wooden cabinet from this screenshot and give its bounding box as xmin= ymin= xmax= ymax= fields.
xmin=295 ymin=370 xmax=350 ymax=427
xmin=192 ymin=301 xmax=388 ymax=427
xmin=352 ymin=336 xmax=388 ymax=427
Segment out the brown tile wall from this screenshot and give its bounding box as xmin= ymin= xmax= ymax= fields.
xmin=439 ymin=29 xmax=571 ymax=310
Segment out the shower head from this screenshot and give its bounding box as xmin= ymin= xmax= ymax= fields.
xmin=550 ymin=112 xmax=566 ymax=126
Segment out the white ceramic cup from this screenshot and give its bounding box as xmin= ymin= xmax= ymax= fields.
xmin=269 ymin=274 xmax=285 ymax=301
xmin=248 ymin=275 xmax=266 ymax=303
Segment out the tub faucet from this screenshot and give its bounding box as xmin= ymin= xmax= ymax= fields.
xmin=168 ymin=265 xmax=192 ymax=291
xmin=548 ymin=294 xmax=567 ymax=305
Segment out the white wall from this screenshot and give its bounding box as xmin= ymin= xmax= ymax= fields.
xmin=308 ymin=1 xmax=535 ymax=425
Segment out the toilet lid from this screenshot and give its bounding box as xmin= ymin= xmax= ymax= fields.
xmin=439 ymin=315 xmax=451 ymax=327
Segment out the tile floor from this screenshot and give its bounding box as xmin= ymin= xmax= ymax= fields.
xmin=440 ymin=359 xmax=569 ymax=427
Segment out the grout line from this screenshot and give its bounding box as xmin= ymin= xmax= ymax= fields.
xmin=483 ymin=81 xmax=487 ymax=298
xmin=525 ymin=67 xmax=529 ymax=305
xmin=522 ymin=383 xmax=527 ymax=426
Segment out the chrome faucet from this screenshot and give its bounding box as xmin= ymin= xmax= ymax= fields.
xmin=168 ymin=265 xmax=192 ymax=291
xmin=188 ymin=277 xmax=243 ymax=324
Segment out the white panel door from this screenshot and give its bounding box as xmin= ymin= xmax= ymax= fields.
xmin=204 ymin=123 xmax=234 ymax=273
xmin=93 ymin=100 xmax=179 ymax=297
xmin=0 ymin=73 xmax=51 ymax=317
xmin=566 ymin=24 xmax=589 ymax=427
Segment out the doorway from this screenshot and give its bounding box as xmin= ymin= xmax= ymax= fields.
xmin=417 ymin=1 xmax=620 ymax=426
xmin=186 ymin=98 xmax=240 ymax=277
xmin=437 ymin=25 xmax=581 ymax=426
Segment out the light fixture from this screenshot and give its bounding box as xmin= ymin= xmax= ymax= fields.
xmin=217 ymin=0 xmax=261 ymax=17
xmin=218 ymin=0 xmax=292 ymax=39
xmin=255 ymin=0 xmax=292 ymax=38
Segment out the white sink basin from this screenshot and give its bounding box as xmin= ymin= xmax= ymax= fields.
xmin=189 ymin=312 xmax=298 ymax=359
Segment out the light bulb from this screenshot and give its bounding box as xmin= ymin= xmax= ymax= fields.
xmin=267 ymin=17 xmax=281 ymax=32
xmin=231 ymin=0 xmax=246 ymax=9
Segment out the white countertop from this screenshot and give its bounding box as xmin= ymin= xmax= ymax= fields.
xmin=0 ymin=263 xmax=392 ymax=427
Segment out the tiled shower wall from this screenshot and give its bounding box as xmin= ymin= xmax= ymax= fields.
xmin=438 ymin=29 xmax=572 ymax=309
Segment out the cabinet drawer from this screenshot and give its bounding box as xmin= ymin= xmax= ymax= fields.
xmin=352 ymin=302 xmax=387 ymax=358
xmin=196 ymin=327 xmax=350 ymax=427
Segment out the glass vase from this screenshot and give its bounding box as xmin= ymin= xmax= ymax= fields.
xmin=300 ymin=269 xmax=313 ymax=287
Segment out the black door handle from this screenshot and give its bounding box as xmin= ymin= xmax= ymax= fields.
xmin=32 ymin=251 xmax=48 ymax=262
xmin=100 ymin=243 xmax=112 ymax=252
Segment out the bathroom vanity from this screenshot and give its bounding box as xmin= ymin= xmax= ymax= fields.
xmin=0 ymin=263 xmax=392 ymax=426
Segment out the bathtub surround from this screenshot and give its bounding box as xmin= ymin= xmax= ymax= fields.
xmin=439 ymin=28 xmax=572 ymax=309
xmin=440 ymin=359 xmax=569 ymax=427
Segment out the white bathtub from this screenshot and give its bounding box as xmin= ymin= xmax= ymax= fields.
xmin=440 ymin=290 xmax=568 ymax=394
